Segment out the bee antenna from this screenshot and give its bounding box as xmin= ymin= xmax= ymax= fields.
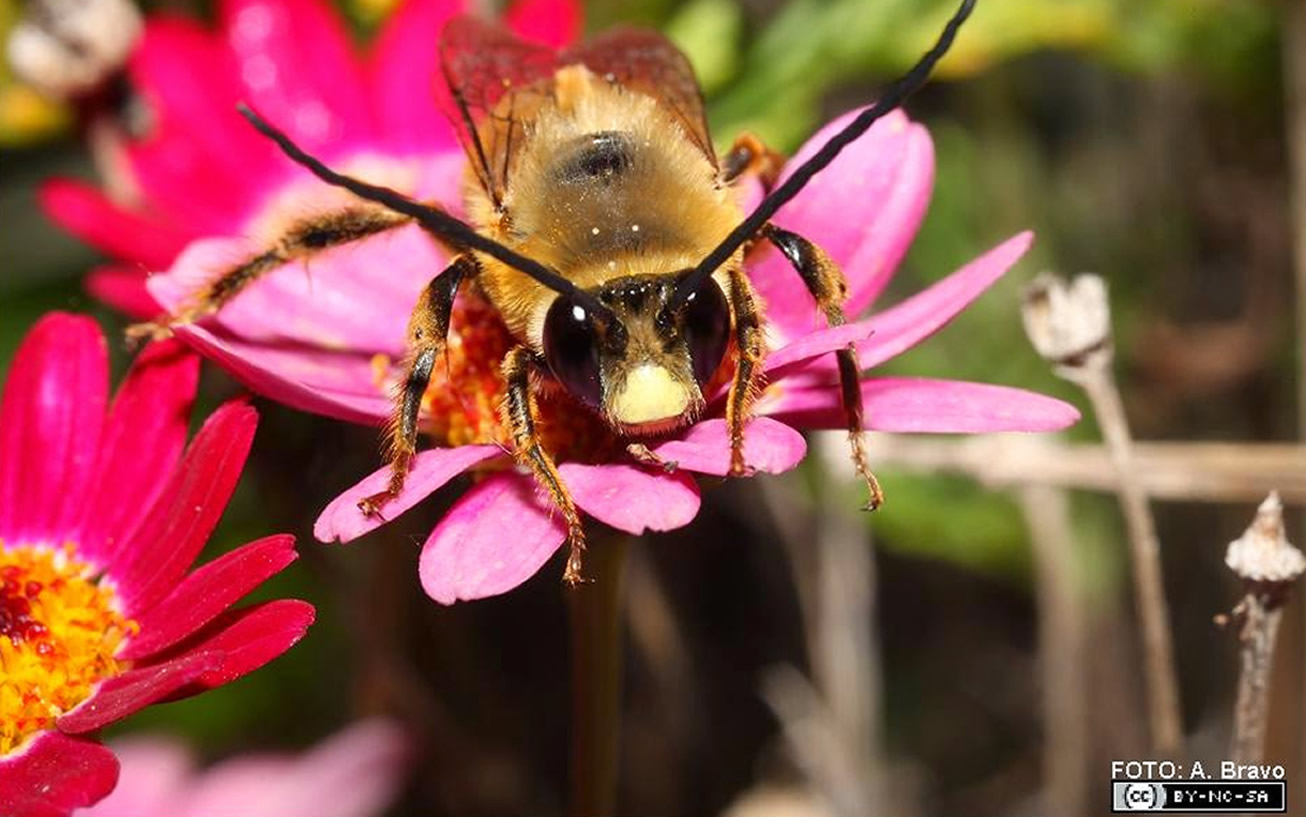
xmin=236 ymin=104 xmax=617 ymax=323
xmin=671 ymin=0 xmax=977 ymax=308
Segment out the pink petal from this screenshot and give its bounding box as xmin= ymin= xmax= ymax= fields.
xmin=559 ymin=463 xmax=700 ymax=534
xmin=218 ymin=0 xmax=373 ymax=156
xmin=149 ymin=232 xmax=435 ymax=356
xmin=179 ymin=719 xmax=409 ymax=817
xmin=164 ymin=599 xmax=315 ymax=695
xmin=58 ymin=652 xmax=221 ymax=733
xmin=39 ymin=179 xmax=193 ymax=269
xmin=120 ymin=534 xmax=298 ymax=659
xmin=170 ymin=325 xmax=390 ymax=424
xmin=79 ymin=339 xmax=199 ymax=568
xmin=800 ymin=232 xmax=1034 ymax=373
xmin=0 ymin=732 xmax=119 ymax=817
xmin=85 ymin=266 xmax=159 ymax=320
xmin=649 ymin=417 xmax=807 ymax=476
xmin=505 ymin=0 xmax=582 ymax=47
xmin=761 ymin=321 xmax=875 ymax=377
xmin=768 ymin=376 xmax=1081 ymax=433
xmin=79 ymin=738 xmax=193 ymax=817
xmin=129 ymin=16 xmax=280 ymax=205
xmin=0 ymin=313 xmax=107 ymax=546
xmin=367 ymin=0 xmax=463 ymax=154
xmin=316 ymin=445 xmax=502 ymax=543
xmin=112 ymin=401 xmax=257 ymax=613
xmin=419 ymin=473 xmax=565 ymax=604
xmin=750 ymin=110 xmax=933 ymax=335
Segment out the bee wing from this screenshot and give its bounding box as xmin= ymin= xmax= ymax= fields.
xmin=562 ymin=27 xmax=717 ymax=169
xmin=439 ymin=16 xmax=560 ymax=207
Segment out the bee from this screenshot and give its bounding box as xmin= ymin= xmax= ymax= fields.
xmin=134 ymin=0 xmax=976 ymax=584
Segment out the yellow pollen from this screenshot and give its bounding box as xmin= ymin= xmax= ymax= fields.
xmin=0 ymin=542 xmax=134 ymax=755
xmin=377 ymin=290 xmax=619 ymax=463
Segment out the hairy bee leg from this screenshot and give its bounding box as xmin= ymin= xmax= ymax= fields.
xmin=502 ymin=346 xmax=589 ymax=585
xmin=725 ymin=266 xmax=767 ymax=477
xmin=720 ymin=133 xmax=785 ymax=188
xmin=763 ymin=224 xmax=883 ymax=510
xmin=358 ymin=256 xmax=475 ymax=517
xmin=127 ymin=207 xmax=411 ymax=343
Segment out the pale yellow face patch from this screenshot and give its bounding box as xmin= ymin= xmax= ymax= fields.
xmin=609 ymin=364 xmax=693 ymax=426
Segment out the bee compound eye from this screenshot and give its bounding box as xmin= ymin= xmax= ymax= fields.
xmin=682 ymin=279 xmax=731 ymax=388
xmin=543 ymin=295 xmax=603 ymax=408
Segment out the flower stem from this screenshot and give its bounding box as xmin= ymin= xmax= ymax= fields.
xmin=568 ymin=533 xmax=630 ymax=817
xmin=1231 ymin=594 xmax=1283 ymax=766
xmin=1079 ymin=370 xmax=1184 ymax=755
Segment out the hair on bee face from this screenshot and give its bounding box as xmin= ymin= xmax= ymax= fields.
xmin=238 ymin=0 xmax=976 ymax=320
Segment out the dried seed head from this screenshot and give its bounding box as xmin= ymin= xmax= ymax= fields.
xmin=6 ymin=0 xmax=141 ymax=100
xmin=1021 ymin=272 xmax=1113 ymax=377
xmin=1225 ymin=492 xmax=1304 ymax=587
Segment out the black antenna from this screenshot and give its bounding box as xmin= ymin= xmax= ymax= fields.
xmin=670 ymin=0 xmax=977 ymax=308
xmin=237 ymin=105 xmax=616 ymax=322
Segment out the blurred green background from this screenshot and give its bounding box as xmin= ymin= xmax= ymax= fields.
xmin=1 ymin=0 xmax=1300 ymax=813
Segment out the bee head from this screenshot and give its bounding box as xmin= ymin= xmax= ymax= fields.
xmin=542 ymin=271 xmax=731 ymax=434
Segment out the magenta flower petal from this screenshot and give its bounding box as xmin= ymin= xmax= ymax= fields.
xmin=0 ymin=733 xmax=119 ymax=817
xmin=650 ymin=418 xmax=807 ymax=476
xmin=129 ymin=17 xmax=280 ymax=200
xmin=166 ymin=599 xmax=316 ymax=694
xmin=176 ymin=719 xmax=408 ymax=817
xmin=0 ymin=314 xmax=107 ymax=545
xmin=112 ymin=401 xmax=257 ymax=613
xmin=85 ymin=266 xmax=159 ymax=321
xmin=218 ymin=0 xmax=373 ymax=155
xmin=150 ymin=232 xmax=437 ymax=355
xmin=316 ymin=444 xmax=503 ymax=543
xmin=761 ymin=321 xmax=875 ymax=377
xmin=770 ymin=376 xmax=1081 ymax=433
xmin=120 ymin=534 xmax=298 ymax=660
xmin=419 ymin=473 xmax=566 ymax=604
xmin=751 ymin=110 xmax=933 ymax=335
xmin=58 ymin=653 xmax=221 ymax=734
xmin=367 ymin=0 xmax=463 ymax=154
xmin=559 ymin=463 xmax=700 ymax=534
xmin=78 ymin=339 xmax=199 ymax=568
xmin=78 ymin=738 xmax=192 ymax=817
xmin=39 ymin=180 xmax=191 ymax=270
xmin=798 ymin=231 xmax=1033 ymax=372
xmin=170 ymin=325 xmax=391 ymax=424
xmin=505 ymin=0 xmax=582 ymax=48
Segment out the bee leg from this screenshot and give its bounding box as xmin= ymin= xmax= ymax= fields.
xmin=358 ymin=255 xmax=475 ymax=517
xmin=626 ymin=443 xmax=677 ymax=473
xmin=725 ymin=265 xmax=768 ymax=477
xmin=721 ymin=133 xmax=785 ymax=189
xmin=502 ymin=346 xmax=589 ymax=585
xmin=763 ymin=224 xmax=883 ymax=510
xmin=127 ymin=207 xmax=410 ymax=343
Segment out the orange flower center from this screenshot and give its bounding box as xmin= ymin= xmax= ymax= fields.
xmin=0 ymin=542 xmax=134 ymax=755
xmin=373 ymin=290 xmax=621 ymax=464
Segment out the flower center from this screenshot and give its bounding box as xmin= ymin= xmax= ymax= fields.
xmin=0 ymin=542 xmax=134 ymax=755
xmin=373 ymin=290 xmax=620 ymax=464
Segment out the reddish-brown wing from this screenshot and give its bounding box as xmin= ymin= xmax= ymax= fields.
xmin=439 ymin=16 xmax=559 ymax=208
xmin=439 ymin=19 xmax=717 ymax=207
xmin=562 ymin=27 xmax=717 ymax=169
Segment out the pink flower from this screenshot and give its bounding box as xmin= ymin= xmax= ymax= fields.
xmin=76 ymin=719 xmax=407 ymax=817
xmin=0 ymin=314 xmax=314 ymax=817
xmin=39 ymin=0 xmax=579 ymax=318
xmin=40 ymin=0 xmax=1078 ymax=604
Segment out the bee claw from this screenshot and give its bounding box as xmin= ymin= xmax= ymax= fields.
xmin=357 ymin=490 xmax=395 ymax=519
xmin=124 ymin=320 xmax=176 ymax=348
